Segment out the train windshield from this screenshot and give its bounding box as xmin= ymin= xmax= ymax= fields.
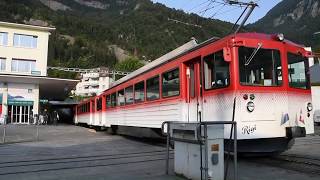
xmin=238 ymin=46 xmax=282 ymax=86
xmin=287 ymin=53 xmax=310 ymax=89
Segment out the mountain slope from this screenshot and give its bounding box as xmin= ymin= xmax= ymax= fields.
xmin=250 ymin=0 xmax=320 ymax=47
xmin=0 ymin=0 xmax=233 ymax=78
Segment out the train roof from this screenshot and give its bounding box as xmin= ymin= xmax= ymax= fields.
xmin=109 ymin=36 xmax=223 ymax=89
xmin=107 ymin=32 xmax=306 ymax=91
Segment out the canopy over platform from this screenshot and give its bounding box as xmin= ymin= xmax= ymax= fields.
xmin=0 ymin=74 xmax=79 ymax=100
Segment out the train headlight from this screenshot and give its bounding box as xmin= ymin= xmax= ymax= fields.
xmin=277 ymin=33 xmax=284 ymax=41
xmin=307 ymin=103 xmax=313 ymax=112
xmin=272 ymin=33 xmax=285 ymax=41
xmin=247 ymin=101 xmax=255 ymax=112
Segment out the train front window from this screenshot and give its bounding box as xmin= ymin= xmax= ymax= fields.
xmin=287 ymin=53 xmax=310 ymax=89
xmin=239 ymin=46 xmax=282 ymax=86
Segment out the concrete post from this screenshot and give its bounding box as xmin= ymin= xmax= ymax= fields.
xmin=2 ymin=83 xmax=8 ymax=117
xmin=33 ymin=84 xmax=40 ymax=124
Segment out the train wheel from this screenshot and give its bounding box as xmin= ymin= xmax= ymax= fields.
xmin=111 ymin=125 xmax=118 ymax=135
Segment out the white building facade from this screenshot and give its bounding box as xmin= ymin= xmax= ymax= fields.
xmin=0 ymin=22 xmax=55 ymax=124
xmin=75 ymin=72 xmax=113 ymax=96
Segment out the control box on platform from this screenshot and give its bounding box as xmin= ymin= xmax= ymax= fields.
xmin=170 ymin=122 xmax=224 ymax=180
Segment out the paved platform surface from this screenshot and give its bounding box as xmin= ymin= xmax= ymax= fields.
xmin=0 ymin=124 xmax=319 ymax=180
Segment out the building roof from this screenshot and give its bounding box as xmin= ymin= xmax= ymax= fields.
xmin=311 ymin=64 xmax=320 ymax=85
xmin=0 ymin=21 xmax=56 ymax=32
xmin=0 ymin=74 xmax=78 ymax=100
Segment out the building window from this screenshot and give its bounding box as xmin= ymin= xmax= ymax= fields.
xmin=162 ymin=68 xmax=180 ymax=97
xmin=147 ymin=75 xmax=160 ymax=101
xmin=92 ymin=85 xmax=99 ymax=89
xmin=0 ymin=58 xmax=6 ymax=71
xmin=134 ymin=81 xmax=145 ymax=103
xmin=125 ymin=86 xmax=134 ymax=105
xmin=11 ymin=59 xmax=36 ymax=73
xmin=204 ymin=50 xmax=230 ymax=89
xmin=13 ymin=34 xmax=37 ymax=48
xmin=0 ymin=32 xmax=8 ymax=46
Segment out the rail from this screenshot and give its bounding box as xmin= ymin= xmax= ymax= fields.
xmin=161 ymin=121 xmax=238 ymax=180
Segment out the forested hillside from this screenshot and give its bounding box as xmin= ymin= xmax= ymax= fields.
xmin=0 ymin=0 xmax=233 ymax=78
xmin=249 ymin=0 xmax=320 ymax=51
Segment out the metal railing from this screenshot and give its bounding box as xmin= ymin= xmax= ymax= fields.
xmin=1 ymin=115 xmax=40 ymax=144
xmin=161 ymin=121 xmax=238 ymax=180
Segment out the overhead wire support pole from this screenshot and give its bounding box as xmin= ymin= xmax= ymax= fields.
xmin=233 ymin=1 xmax=258 ymax=34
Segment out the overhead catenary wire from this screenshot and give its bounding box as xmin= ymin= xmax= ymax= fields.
xmin=167 ymin=17 xmax=202 ymax=28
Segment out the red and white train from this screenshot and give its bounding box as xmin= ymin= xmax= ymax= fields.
xmin=75 ymin=33 xmax=314 ymax=153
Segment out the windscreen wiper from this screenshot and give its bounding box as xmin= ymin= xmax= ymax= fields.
xmin=245 ymin=43 xmax=263 ymax=66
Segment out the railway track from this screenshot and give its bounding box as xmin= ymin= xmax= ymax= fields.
xmin=0 ymin=150 xmax=173 ymax=176
xmin=249 ymin=154 xmax=320 ymax=175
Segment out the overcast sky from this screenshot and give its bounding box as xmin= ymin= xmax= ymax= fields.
xmin=151 ymin=0 xmax=281 ymax=24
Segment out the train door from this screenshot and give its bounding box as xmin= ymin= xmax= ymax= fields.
xmin=185 ymin=58 xmax=202 ymax=122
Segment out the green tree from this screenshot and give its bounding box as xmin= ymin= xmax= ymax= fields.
xmin=114 ymin=57 xmax=144 ymax=72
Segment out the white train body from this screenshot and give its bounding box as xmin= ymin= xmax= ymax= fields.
xmin=75 ymin=33 xmax=314 ymax=153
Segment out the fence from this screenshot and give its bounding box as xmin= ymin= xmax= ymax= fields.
xmin=1 ymin=124 xmax=39 ymax=144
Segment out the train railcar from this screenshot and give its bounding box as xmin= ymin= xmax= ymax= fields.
xmin=75 ymin=33 xmax=314 ymax=153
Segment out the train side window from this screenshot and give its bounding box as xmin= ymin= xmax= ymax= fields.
xmin=106 ymin=95 xmax=111 ymax=108
xmin=111 ymin=93 xmax=117 ymax=107
xmin=92 ymin=101 xmax=95 ymax=112
xmin=162 ymin=68 xmax=180 ymax=97
xmin=147 ymin=75 xmax=160 ymax=101
xmin=134 ymin=81 xmax=145 ymax=103
xmin=97 ymin=98 xmax=102 ymax=111
xmin=118 ymin=89 xmax=125 ymax=106
xmin=204 ymin=50 xmax=230 ymax=90
xmin=287 ymin=53 xmax=310 ymax=89
xmin=86 ymin=103 xmax=89 ymax=112
xmin=125 ymin=86 xmax=134 ymax=105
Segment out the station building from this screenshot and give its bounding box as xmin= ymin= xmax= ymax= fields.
xmin=0 ymin=21 xmax=78 ymax=124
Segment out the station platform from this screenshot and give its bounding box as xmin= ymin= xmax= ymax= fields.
xmin=0 ymin=125 xmax=319 ymax=180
